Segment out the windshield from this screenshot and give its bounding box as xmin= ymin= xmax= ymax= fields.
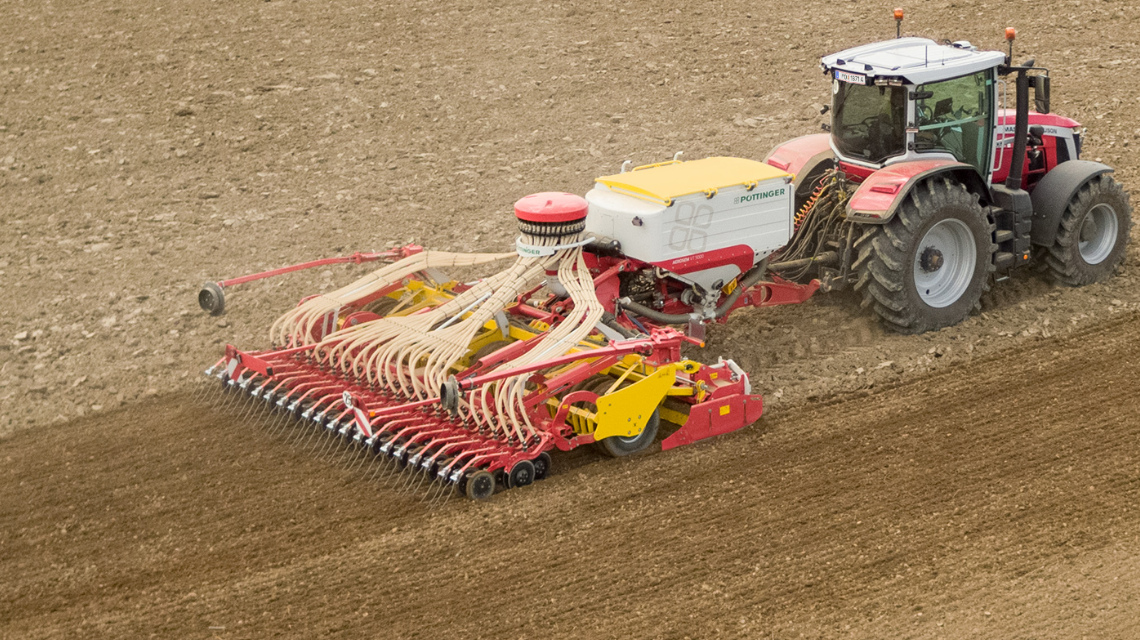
xmin=832 ymin=80 xmax=907 ymax=164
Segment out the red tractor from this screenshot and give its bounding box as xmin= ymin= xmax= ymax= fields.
xmin=765 ymin=26 xmax=1132 ymax=332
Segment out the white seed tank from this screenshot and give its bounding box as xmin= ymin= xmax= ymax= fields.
xmin=585 ymin=157 xmax=795 ymax=291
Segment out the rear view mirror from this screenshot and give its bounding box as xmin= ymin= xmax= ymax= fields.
xmin=1029 ymin=74 xmax=1050 ymax=114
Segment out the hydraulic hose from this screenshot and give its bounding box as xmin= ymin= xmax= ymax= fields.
xmin=617 ymin=264 xmax=769 ymax=324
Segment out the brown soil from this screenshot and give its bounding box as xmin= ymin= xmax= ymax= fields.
xmin=4 ymin=312 xmax=1139 ymax=639
xmin=3 ymin=0 xmax=1140 ymax=637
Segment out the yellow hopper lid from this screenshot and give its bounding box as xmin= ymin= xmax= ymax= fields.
xmin=595 ymin=156 xmax=790 ymax=205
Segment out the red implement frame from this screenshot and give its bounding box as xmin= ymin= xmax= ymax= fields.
xmin=215 ymin=244 xmax=423 ymax=288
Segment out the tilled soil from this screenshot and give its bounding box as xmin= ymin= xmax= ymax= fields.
xmin=4 ymin=0 xmax=1140 ymax=637
xmin=4 ymin=313 xmax=1138 ymax=639
xmin=2 ymin=0 xmax=1140 ymax=435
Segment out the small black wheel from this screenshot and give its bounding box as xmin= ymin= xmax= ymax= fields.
xmin=532 ymin=452 xmax=552 ymax=480
xmin=507 ymin=460 xmax=536 ymax=489
xmin=597 ymin=407 xmax=661 ymax=458
xmin=198 ymin=282 xmax=226 ymax=316
xmin=853 ymin=178 xmax=996 ymax=334
xmin=464 ymin=470 xmax=495 ymax=501
xmin=1045 ymin=175 xmax=1132 ymax=286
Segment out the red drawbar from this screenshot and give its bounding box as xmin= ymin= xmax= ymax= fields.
xmin=514 ymin=192 xmax=589 ymax=223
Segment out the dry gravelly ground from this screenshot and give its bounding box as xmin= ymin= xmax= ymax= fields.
xmin=1 ymin=0 xmax=1139 ymax=637
xmin=2 ymin=0 xmax=1139 ymax=435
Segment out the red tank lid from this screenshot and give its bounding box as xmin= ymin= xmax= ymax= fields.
xmin=514 ymin=192 xmax=589 ymax=223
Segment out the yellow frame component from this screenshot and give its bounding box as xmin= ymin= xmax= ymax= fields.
xmin=593 ymin=364 xmax=680 ymax=441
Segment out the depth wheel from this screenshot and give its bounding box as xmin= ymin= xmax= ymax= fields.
xmin=853 ymin=178 xmax=996 ymax=334
xmin=506 ymin=460 xmax=536 ymax=489
xmin=198 ymin=282 xmax=226 ymax=316
xmin=532 ymin=452 xmax=552 ymax=480
xmin=1045 ymin=175 xmax=1132 ymax=286
xmin=464 ymin=470 xmax=495 ymax=501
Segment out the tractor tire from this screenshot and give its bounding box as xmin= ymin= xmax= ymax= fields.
xmin=1045 ymin=175 xmax=1132 ymax=286
xmin=854 ymin=178 xmax=996 ymax=334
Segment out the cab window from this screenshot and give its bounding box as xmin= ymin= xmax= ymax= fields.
xmin=914 ymin=70 xmax=994 ymax=173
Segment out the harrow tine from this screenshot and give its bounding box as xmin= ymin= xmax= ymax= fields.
xmin=397 ymin=463 xmax=424 ymax=494
xmin=427 ymin=478 xmax=457 ymax=508
xmin=191 ymin=381 xmax=210 ymax=406
xmin=267 ymin=409 xmax=291 ymax=435
xmin=438 ymin=482 xmax=458 ymax=508
xmin=343 ymin=445 xmax=368 ymax=472
xmin=285 ymin=419 xmax=314 ymax=446
xmin=310 ymin=423 xmax=341 ymax=455
xmin=422 ymin=478 xmax=445 ymax=505
xmin=375 ymin=455 xmax=401 ymax=485
xmin=349 ymin=439 xmax=375 ymax=472
xmin=382 ymin=456 xmax=408 ymax=489
xmin=408 ymin=466 xmax=433 ymax=496
xmin=335 ymin=434 xmax=363 ymax=465
xmin=313 ymin=424 xmax=340 ymax=457
xmin=368 ymin=455 xmax=393 ymax=483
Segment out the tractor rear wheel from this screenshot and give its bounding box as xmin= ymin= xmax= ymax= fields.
xmin=854 ymin=178 xmax=996 ymax=334
xmin=1045 ymin=175 xmax=1131 ymax=286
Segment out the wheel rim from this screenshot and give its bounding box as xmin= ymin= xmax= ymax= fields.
xmin=913 ymin=218 xmax=977 ymax=308
xmin=1079 ymin=203 xmax=1119 ymax=265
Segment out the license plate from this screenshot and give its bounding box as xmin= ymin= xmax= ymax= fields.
xmin=834 ymin=69 xmax=868 ymax=85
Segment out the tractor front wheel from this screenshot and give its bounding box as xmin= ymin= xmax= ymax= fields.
xmin=1045 ymin=175 xmax=1131 ymax=286
xmin=854 ymin=178 xmax=997 ymax=334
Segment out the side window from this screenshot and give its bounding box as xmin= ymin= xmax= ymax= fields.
xmin=915 ymin=71 xmax=993 ymax=171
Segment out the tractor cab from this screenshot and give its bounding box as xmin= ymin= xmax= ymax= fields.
xmin=823 ymin=38 xmax=1006 ymax=179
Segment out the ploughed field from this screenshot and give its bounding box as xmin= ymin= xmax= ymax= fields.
xmin=3 ymin=0 xmax=1140 ymax=638
xmin=4 ymin=311 xmax=1139 ymax=639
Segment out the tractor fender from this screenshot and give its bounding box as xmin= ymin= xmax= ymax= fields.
xmin=1029 ymin=159 xmax=1114 ymax=247
xmin=846 ymin=160 xmax=991 ymax=224
xmin=764 ymin=133 xmax=834 ymax=187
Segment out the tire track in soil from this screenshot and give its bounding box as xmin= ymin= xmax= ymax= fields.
xmin=2 ymin=313 xmax=1139 ymax=639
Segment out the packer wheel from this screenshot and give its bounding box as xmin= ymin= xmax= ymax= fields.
xmin=532 ymin=452 xmax=552 ymax=480
xmin=464 ymin=470 xmax=496 ymax=501
xmin=507 ymin=460 xmax=536 ymax=489
xmin=597 ymin=408 xmax=660 ymax=458
xmin=591 ymin=377 xmax=661 ymax=458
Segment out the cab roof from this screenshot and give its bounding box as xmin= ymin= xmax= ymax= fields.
xmin=822 ymin=37 xmax=1007 ymax=85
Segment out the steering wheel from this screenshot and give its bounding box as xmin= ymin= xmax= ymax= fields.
xmin=844 ymin=115 xmax=881 ymax=138
xmin=917 ymin=104 xmax=933 ymax=123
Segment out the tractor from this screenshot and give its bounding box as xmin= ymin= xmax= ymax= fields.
xmin=198 ymin=19 xmax=1131 ymax=500
xmin=765 ymin=24 xmax=1131 ymax=332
